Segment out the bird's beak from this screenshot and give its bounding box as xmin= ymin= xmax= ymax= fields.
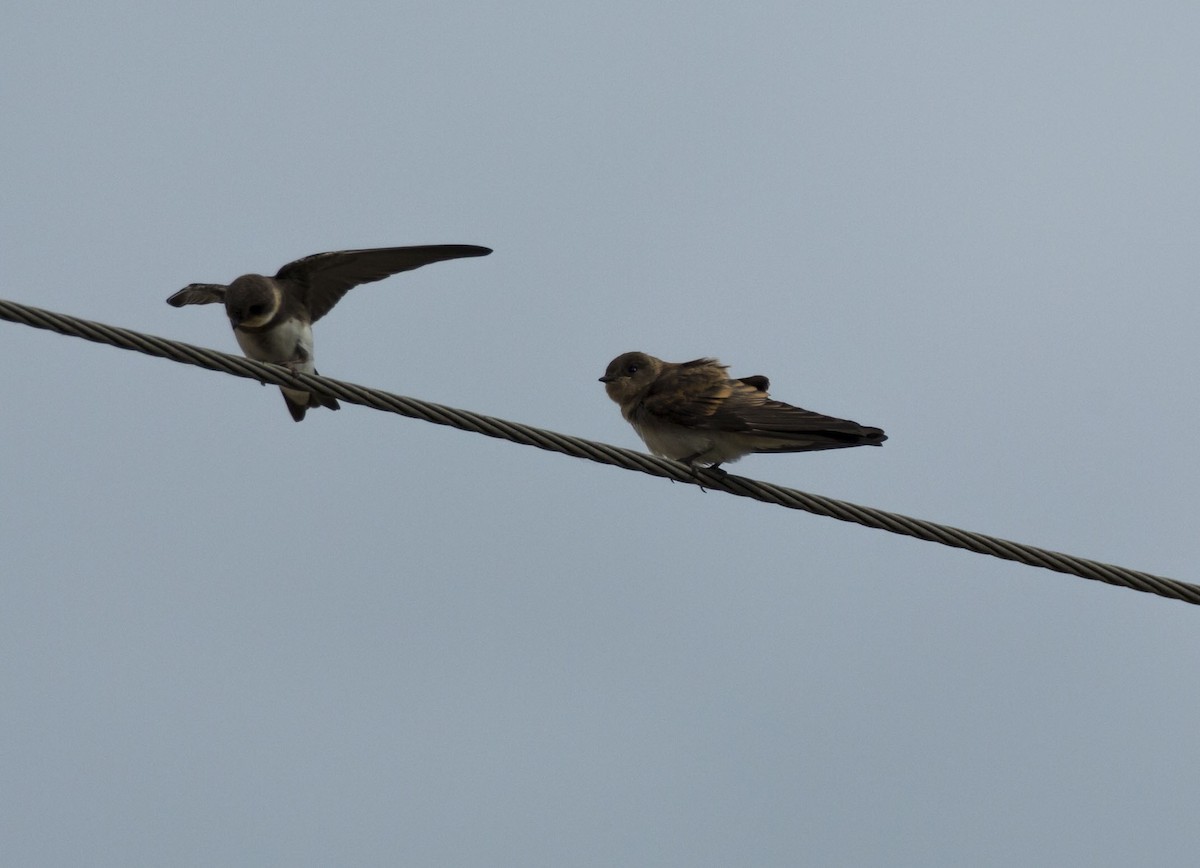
xmin=598 ymin=375 xmax=613 ymax=383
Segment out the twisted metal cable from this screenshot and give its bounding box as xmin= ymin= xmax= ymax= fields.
xmin=2 ymin=296 xmax=1196 ymax=606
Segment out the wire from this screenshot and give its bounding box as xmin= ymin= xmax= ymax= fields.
xmin=2 ymin=296 xmax=1196 ymax=606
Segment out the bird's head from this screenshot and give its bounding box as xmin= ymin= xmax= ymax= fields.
xmin=599 ymin=351 xmax=662 ymax=404
xmin=224 ymin=276 xmax=281 ymax=329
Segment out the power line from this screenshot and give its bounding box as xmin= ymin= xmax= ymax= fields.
xmin=2 ymin=296 xmax=1196 ymax=607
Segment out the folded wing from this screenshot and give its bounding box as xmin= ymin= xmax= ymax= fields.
xmin=644 ymin=362 xmax=885 ymax=452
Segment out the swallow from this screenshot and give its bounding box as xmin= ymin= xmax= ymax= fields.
xmin=167 ymin=244 xmax=492 ymax=420
xmin=599 ymin=351 xmax=886 ymax=468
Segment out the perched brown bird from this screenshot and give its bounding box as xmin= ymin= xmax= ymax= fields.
xmin=167 ymin=244 xmax=492 ymax=420
xmin=600 ymin=351 xmax=885 ymax=468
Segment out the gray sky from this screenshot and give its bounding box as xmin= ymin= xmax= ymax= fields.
xmin=3 ymin=3 xmax=1198 ymax=866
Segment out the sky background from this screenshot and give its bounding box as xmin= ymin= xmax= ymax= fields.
xmin=2 ymin=3 xmax=1199 ymax=866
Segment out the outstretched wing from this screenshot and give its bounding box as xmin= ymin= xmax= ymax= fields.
xmin=276 ymin=244 xmax=493 ymax=323
xmin=166 ymin=284 xmax=227 ymax=307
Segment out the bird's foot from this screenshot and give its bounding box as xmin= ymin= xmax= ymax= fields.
xmin=680 ymin=458 xmax=726 ymax=492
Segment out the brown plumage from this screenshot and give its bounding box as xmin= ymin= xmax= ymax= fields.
xmin=599 ymin=351 xmax=885 ymax=468
xmin=167 ymin=244 xmax=492 ymax=420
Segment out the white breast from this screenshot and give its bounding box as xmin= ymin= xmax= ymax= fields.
xmin=235 ymin=317 xmax=315 ymax=370
xmin=632 ymin=418 xmax=754 ymax=466
xmin=633 ymin=418 xmax=711 ymax=461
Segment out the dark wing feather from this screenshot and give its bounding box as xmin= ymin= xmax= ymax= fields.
xmin=276 ymin=244 xmax=492 ymax=323
xmin=166 ymin=284 xmax=227 ymax=307
xmin=738 ymin=375 xmax=769 ymax=392
xmin=714 ymin=386 xmax=886 ymax=448
xmin=639 ymin=358 xmax=733 ymax=425
xmin=649 ymin=364 xmax=885 ymax=447
xmin=640 ymin=358 xmax=885 ymax=450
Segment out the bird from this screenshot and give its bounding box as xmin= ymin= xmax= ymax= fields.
xmin=166 ymin=244 xmax=492 ymax=420
xmin=599 ymin=351 xmax=886 ymax=468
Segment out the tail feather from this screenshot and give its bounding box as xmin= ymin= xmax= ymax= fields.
xmin=283 ymin=391 xmax=308 ymax=422
xmin=281 ymin=388 xmax=339 ymax=422
xmin=280 ymin=366 xmax=339 ymax=422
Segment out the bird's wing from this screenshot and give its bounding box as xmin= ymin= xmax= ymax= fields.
xmin=639 ymin=359 xmax=737 ymax=427
xmin=166 ymin=284 xmax=227 ymax=307
xmin=719 ymin=387 xmax=887 ymax=448
xmin=646 ymin=365 xmax=884 ymax=447
xmin=276 ymin=244 xmax=493 ymax=323
xmin=737 ymin=375 xmax=769 ymax=392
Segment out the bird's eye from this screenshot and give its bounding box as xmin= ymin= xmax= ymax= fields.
xmin=626 ymin=364 xmax=639 ymax=375
xmin=248 ymin=304 xmax=264 ymax=316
